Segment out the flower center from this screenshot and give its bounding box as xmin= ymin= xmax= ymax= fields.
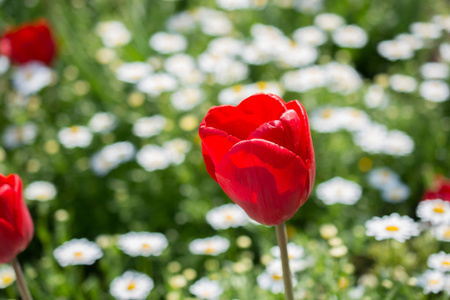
xmin=272 ymin=274 xmax=283 ymax=281
xmin=385 ymin=225 xmax=399 ymax=232
xmin=256 ymin=81 xmax=267 ymax=90
xmin=1 ymin=276 xmax=14 ymax=285
xmin=127 ymin=282 xmax=136 ymax=290
xmin=225 ymin=214 xmax=234 ymax=221
xmin=232 ymin=85 xmax=243 ymax=92
xmin=142 ymin=243 xmax=151 ymax=250
xmin=70 ymin=126 xmax=80 ymax=133
xmin=205 ymin=247 xmax=215 ymax=254
xmin=442 ymin=260 xmax=450 ymax=266
xmin=444 ymin=229 xmax=450 ymax=239
xmin=321 ymin=109 xmax=333 ymax=119
xmin=74 ymin=251 xmax=83 ymax=258
xmin=433 ymin=206 xmax=445 ymax=214
xmin=428 ymin=279 xmax=439 ymax=286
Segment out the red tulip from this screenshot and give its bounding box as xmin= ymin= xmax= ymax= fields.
xmin=0 ymin=174 xmax=34 ymax=264
xmin=199 ymin=93 xmax=315 ymax=225
xmin=422 ymin=175 xmax=450 ymax=202
xmin=0 ymin=19 xmax=56 ymax=66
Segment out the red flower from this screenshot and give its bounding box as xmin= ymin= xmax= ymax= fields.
xmin=199 ymin=93 xmax=315 ymax=226
xmin=422 ymin=175 xmax=450 ymax=202
xmin=0 ymin=19 xmax=56 ymax=66
xmin=0 ymin=174 xmax=34 ymax=263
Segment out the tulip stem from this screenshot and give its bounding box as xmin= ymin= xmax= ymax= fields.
xmin=12 ymin=258 xmax=33 ymax=300
xmin=275 ymin=222 xmax=294 ymax=300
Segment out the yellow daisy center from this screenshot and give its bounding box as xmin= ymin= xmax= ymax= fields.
xmin=70 ymin=126 xmax=80 ymax=133
xmin=433 ymin=206 xmax=445 ymax=214
xmin=442 ymin=260 xmax=450 ymax=266
xmin=205 ymin=247 xmax=215 ymax=254
xmin=127 ymin=282 xmax=136 ymax=290
xmin=385 ymin=225 xmax=399 ymax=232
xmin=74 ymin=251 xmax=83 ymax=258
xmin=1 ymin=276 xmax=14 ymax=285
xmin=272 ymin=274 xmax=283 ymax=281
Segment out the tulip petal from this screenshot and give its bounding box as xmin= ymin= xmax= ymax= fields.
xmin=0 ymin=184 xmax=15 ymax=224
xmin=215 ymin=139 xmax=308 ymax=225
xmin=238 ymin=93 xmax=288 ymax=123
xmin=202 ymin=94 xmax=288 ymax=140
xmin=199 ymin=127 xmax=240 ymax=166
xmin=286 ymin=100 xmax=315 ymax=195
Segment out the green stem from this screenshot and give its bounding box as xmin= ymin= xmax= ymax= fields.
xmin=11 ymin=258 xmax=33 ymax=300
xmin=275 ymin=223 xmax=294 ymax=300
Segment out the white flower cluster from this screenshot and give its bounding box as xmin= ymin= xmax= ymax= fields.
xmin=367 ymin=167 xmax=410 ymax=204
xmin=316 ymin=177 xmax=362 ymax=205
xmin=418 ymin=250 xmax=450 ymax=295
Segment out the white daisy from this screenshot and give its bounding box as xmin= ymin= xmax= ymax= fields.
xmin=281 ymin=65 xmax=327 ymax=93
xmin=417 ymin=199 xmax=450 ymax=225
xmin=365 ymin=213 xmax=420 ymax=242
xmin=325 ymin=62 xmax=362 ymax=95
xmin=410 ymin=22 xmax=442 ymax=39
xmin=207 ymin=37 xmax=245 ymax=57
xmin=54 ymin=238 xmax=103 ymax=267
xmin=294 ymin=0 xmax=322 ymax=14
xmin=149 ymin=32 xmax=187 ymax=54
xmin=440 ymin=43 xmax=450 ymax=62
xmin=13 ymin=62 xmax=53 ymax=95
xmin=384 ymin=130 xmax=415 ymax=156
xmin=96 ymin=21 xmax=131 ymax=48
xmin=364 ymin=84 xmax=388 ymax=108
xmin=377 ymin=40 xmax=414 ymax=61
xmin=162 ymin=138 xmax=192 ymax=165
xmin=432 ymin=14 xmax=450 ymax=32
xmin=310 ymin=107 xmax=344 ymax=133
xmin=132 ymin=115 xmax=167 ymax=138
xmin=2 ymin=123 xmax=38 ymax=149
xmin=314 ymin=13 xmax=345 ymax=31
xmin=212 ymin=59 xmax=249 ymax=85
xmin=420 ymin=80 xmax=449 ymax=102
xmin=88 ymin=112 xmax=117 ymax=134
xmin=332 ymin=25 xmax=368 ymax=48
xmin=189 ymin=277 xmax=223 ymax=300
xmin=339 ymin=108 xmax=371 ymax=132
xmin=241 ymin=42 xmax=272 ymax=65
xmin=0 ymin=265 xmax=16 ymax=288
xmin=245 ymin=81 xmax=284 ymax=98
xmin=199 ymin=11 xmax=233 ymax=36
xmin=257 ymin=262 xmax=298 ymax=294
xmin=90 ymin=142 xmax=135 ymax=176
xmin=170 ymin=87 xmax=204 ymax=111
xmin=136 ymin=145 xmax=171 ymax=172
xmin=137 ymin=73 xmax=177 ymax=96
xmin=189 ymin=236 xmax=230 ymax=256
xmin=110 ymin=271 xmax=154 ymax=300
xmin=420 ymin=62 xmax=449 ymax=80
xmin=218 ymin=85 xmax=253 ymax=105
xmin=164 ymin=54 xmax=196 ymax=77
xmin=353 ymin=123 xmax=389 ymax=154
xmin=25 ymin=181 xmax=57 ymax=201
xmin=270 ymin=243 xmax=305 ymax=260
xmin=266 ymin=257 xmax=312 ymax=273
xmin=0 ymin=55 xmax=10 ymax=75
xmin=367 ymin=167 xmax=400 ymax=190
xmin=206 ymin=204 xmax=250 ymax=230
xmin=432 ymin=224 xmax=450 ymax=242
xmin=216 ymin=0 xmax=251 ymax=10
xmin=381 ymin=183 xmax=410 ymax=204
xmin=427 ymin=251 xmax=450 ymax=272
xmin=276 ymin=42 xmax=318 ymax=68
xmin=166 ymin=12 xmax=196 ymax=33
xmin=389 ymin=74 xmax=417 ymax=93
xmin=115 ymin=62 xmax=153 ymax=83
xmin=58 ymin=126 xmax=93 ymax=149
xmin=418 ymin=270 xmax=446 ymax=294
xmin=395 ymin=33 xmax=424 ymax=50
xmin=316 ymin=177 xmax=362 ymax=205
xmin=292 ymin=26 xmax=327 ymax=46
xmin=118 ymin=232 xmax=168 ymax=257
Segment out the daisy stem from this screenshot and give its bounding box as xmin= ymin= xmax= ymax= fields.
xmin=11 ymin=257 xmax=33 ymax=300
xmin=275 ymin=222 xmax=294 ymax=300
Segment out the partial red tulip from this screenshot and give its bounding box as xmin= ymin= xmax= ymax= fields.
xmin=199 ymin=93 xmax=315 ymax=226
xmin=422 ymin=175 xmax=450 ymax=202
xmin=0 ymin=19 xmax=56 ymax=66
xmin=0 ymin=174 xmax=34 ymax=264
